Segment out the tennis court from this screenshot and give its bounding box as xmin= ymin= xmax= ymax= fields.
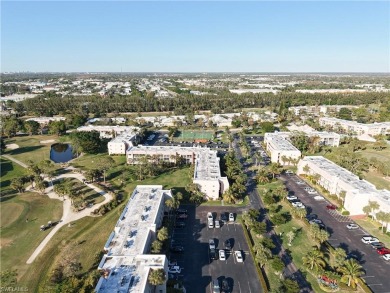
xmin=173 ymin=130 xmax=214 ymax=141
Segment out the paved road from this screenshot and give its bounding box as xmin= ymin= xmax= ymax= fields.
xmin=232 ymin=137 xmax=314 ymax=293
xmin=1 ymin=154 xmax=113 ymax=264
xmin=283 ymin=174 xmax=390 ymax=293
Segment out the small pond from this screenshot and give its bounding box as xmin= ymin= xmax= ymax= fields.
xmin=50 ymin=143 xmax=74 ymax=163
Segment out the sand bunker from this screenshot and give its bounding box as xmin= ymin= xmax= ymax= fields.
xmin=40 ymin=139 xmax=55 ymax=144
xmin=5 ymin=143 xmax=19 ymax=150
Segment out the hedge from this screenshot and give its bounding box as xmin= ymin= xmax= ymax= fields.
xmin=239 ymin=219 xmax=269 ymax=293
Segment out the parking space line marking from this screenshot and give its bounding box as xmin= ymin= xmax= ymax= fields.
xmin=248 ymin=281 xmax=252 ymax=293
xmin=362 ymin=276 xmax=375 ymax=278
xmin=238 ymin=281 xmax=242 ymax=293
xmin=367 ymin=283 xmax=383 ymax=286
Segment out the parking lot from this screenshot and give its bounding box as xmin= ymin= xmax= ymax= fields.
xmin=282 ymin=174 xmax=390 ymax=293
xmin=170 ymin=205 xmax=262 ymax=293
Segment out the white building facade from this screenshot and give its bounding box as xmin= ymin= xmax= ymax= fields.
xmin=95 ymin=185 xmax=172 ymax=293
xmin=77 ymin=125 xmax=139 ymax=139
xmin=127 ymin=146 xmax=229 ymax=200
xmin=108 ymin=131 xmax=140 ymax=155
xmin=264 ymin=133 xmax=302 ymax=165
xmin=297 ymin=156 xmax=390 ymax=225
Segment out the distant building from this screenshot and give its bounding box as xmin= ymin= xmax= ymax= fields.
xmin=26 ymin=116 xmax=66 ymax=126
xmin=297 ymin=156 xmax=390 ymax=223
xmin=275 ymin=130 xmax=341 ymax=147
xmin=95 ymin=185 xmax=171 ymax=293
xmin=319 ymin=117 xmax=390 ymax=136
xmin=289 ymin=105 xmax=360 ymax=116
xmin=76 ymin=125 xmax=139 ymax=139
xmin=264 ymin=133 xmax=301 ymax=165
xmin=108 ymin=131 xmax=140 ymax=155
xmin=127 ymin=146 xmax=229 ymax=199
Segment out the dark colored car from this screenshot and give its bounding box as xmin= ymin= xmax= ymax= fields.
xmin=221 ymin=279 xmax=230 ymax=292
xmin=170 ymin=246 xmax=184 ymax=253
xmin=176 ymin=209 xmax=188 ymax=215
xmin=221 ymin=213 xmax=227 ymax=223
xmin=376 ymin=248 xmax=390 ymax=255
xmin=306 ymin=214 xmax=318 ymax=221
xmin=371 ymin=242 xmax=385 ymax=249
xmin=176 ymin=214 xmax=188 ymax=219
xmin=326 ymin=204 xmax=337 ymax=210
xmin=210 ymin=248 xmax=218 ymax=260
xmin=225 ymin=239 xmax=232 ymax=250
xmin=174 ymin=221 xmax=186 ymax=228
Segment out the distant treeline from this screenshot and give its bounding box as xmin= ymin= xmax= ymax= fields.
xmin=13 ymin=91 xmax=390 ymax=116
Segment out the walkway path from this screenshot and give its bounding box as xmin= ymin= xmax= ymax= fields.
xmin=1 ymin=154 xmax=113 ymax=264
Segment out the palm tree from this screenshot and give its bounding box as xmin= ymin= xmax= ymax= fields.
xmin=376 ymin=211 xmax=387 ymax=233
xmin=339 ymin=190 xmax=347 ymax=206
xmin=333 ymin=247 xmax=347 ymax=269
xmin=302 ymin=246 xmax=326 ymax=273
xmin=253 ymin=242 xmax=272 ymax=268
xmin=362 ymin=205 xmax=372 ymax=219
xmin=368 ymin=200 xmax=380 ymax=219
xmin=148 ymin=268 xmax=166 ymax=293
xmin=268 ymin=163 xmax=280 ymax=179
xmin=338 ymin=259 xmax=364 ymax=288
xmin=316 ymin=229 xmax=330 ymax=246
xmin=295 ymin=208 xmax=307 ymax=220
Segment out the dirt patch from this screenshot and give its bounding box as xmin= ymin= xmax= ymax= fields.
xmin=40 ymin=139 xmax=55 ymax=144
xmin=5 ymin=143 xmax=19 ymax=150
xmin=0 ymin=202 xmax=24 ymax=228
xmin=0 ymin=238 xmax=14 ymax=249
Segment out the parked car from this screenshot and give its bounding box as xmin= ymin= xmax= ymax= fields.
xmin=209 ymin=239 xmax=216 ymax=250
xmin=219 ymin=249 xmax=226 ymax=261
xmin=307 ymin=189 xmax=318 ymax=194
xmin=212 ymin=280 xmax=220 ymax=293
xmin=383 ymin=254 xmax=390 ymax=261
xmin=376 ymin=248 xmax=390 ymax=255
xmin=221 ymin=213 xmax=227 ymax=223
xmin=208 ymin=221 xmax=214 ymax=229
xmin=170 ymin=246 xmax=184 ymax=253
xmin=287 ymin=195 xmax=298 ymax=201
xmin=361 ymin=236 xmax=379 ymax=244
xmin=313 ymin=195 xmax=325 ymax=201
xmin=174 ymin=221 xmax=186 ymax=228
xmin=306 ymin=214 xmax=318 ymax=221
xmin=346 ymin=223 xmax=359 ymax=230
xmin=225 ymin=239 xmax=232 ymax=250
xmin=326 ymin=204 xmax=337 ymax=210
xmin=309 ymin=219 xmax=323 ymax=225
xmin=168 ymin=266 xmax=181 ymax=274
xmin=303 ymin=187 xmax=311 ymax=191
xmin=207 ymin=212 xmax=213 ymax=221
xmin=215 ymin=220 xmax=220 ymax=228
xmin=285 ymin=170 xmax=294 ymax=175
xmin=229 ymin=213 xmax=234 ymax=222
xmin=168 ymin=259 xmax=177 ymax=266
xmin=176 ymin=209 xmax=188 ymax=214
xmin=371 ymin=242 xmax=385 ymax=249
xmin=234 ymin=250 xmax=243 ymax=263
xmin=176 ymin=214 xmax=188 ymax=219
xmin=291 ymin=201 xmax=303 ymax=208
xmin=221 ymin=278 xmax=230 ymax=292
xmin=210 ymin=248 xmax=218 ymax=260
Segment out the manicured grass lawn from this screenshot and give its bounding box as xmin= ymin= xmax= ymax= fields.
xmin=0 ymin=157 xmax=27 ymax=194
xmin=354 ymin=218 xmax=390 ymax=247
xmin=4 ymin=135 xmax=60 ymax=164
xmin=363 ymin=171 xmax=390 ymax=190
xmin=61 ymin=178 xmax=105 ymax=205
xmin=200 ymin=196 xmax=249 ymax=207
xmin=0 ymin=192 xmax=63 ymax=285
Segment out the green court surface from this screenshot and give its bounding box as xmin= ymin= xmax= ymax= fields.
xmin=174 ymin=130 xmax=213 ymax=141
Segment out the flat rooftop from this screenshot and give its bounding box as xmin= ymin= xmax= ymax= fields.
xmin=193 ymin=148 xmax=221 ymax=180
xmin=96 ymin=185 xmax=171 ymax=293
xmin=268 ymin=136 xmax=300 ymax=152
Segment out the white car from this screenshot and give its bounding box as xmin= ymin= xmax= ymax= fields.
xmin=383 ymin=254 xmax=390 ymax=261
xmin=215 ymin=220 xmax=220 ymax=228
xmin=208 ymin=221 xmax=214 ymax=229
xmin=168 ymin=266 xmax=181 ymax=274
xmin=346 ymin=223 xmax=359 ymax=230
xmin=303 ymin=187 xmax=311 ymax=191
xmin=296 ymin=204 xmax=306 ymax=209
xmin=219 ymin=249 xmax=226 ymax=261
xmin=207 ymin=212 xmax=213 ymax=221
xmin=361 ymin=236 xmax=379 ymax=244
xmin=229 ymin=213 xmax=234 ymax=222
xmin=234 ymin=250 xmax=243 ymax=262
xmin=313 ymin=195 xmax=325 ymax=201
xmin=307 ymin=189 xmax=317 ymax=194
xmin=287 ymin=195 xmax=298 ymax=201
xmin=291 ymin=201 xmax=303 ymax=208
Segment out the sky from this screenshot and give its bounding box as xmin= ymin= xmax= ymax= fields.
xmin=1 ymin=1 xmax=389 ymax=72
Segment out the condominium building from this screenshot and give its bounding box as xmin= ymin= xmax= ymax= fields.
xmin=264 ymin=133 xmax=301 ymax=165
xmin=25 ymin=116 xmax=65 ymax=125
xmin=297 ymin=156 xmax=390 ymax=222
xmin=108 ymin=131 xmax=140 ymax=155
xmin=268 ymin=131 xmax=340 ymax=147
xmin=127 ymin=146 xmax=229 ymax=199
xmin=95 ymin=185 xmax=172 ymax=293
xmin=289 ymin=105 xmax=360 ymax=116
xmin=319 ymin=117 xmax=390 ymax=136
xmin=76 ymin=125 xmax=139 ymax=139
